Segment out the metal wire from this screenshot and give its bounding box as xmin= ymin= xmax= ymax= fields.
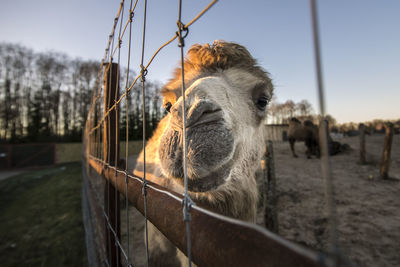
xmin=85 ymin=175 xmax=111 ymax=266
xmin=86 ymin=0 xmax=125 ymax=127
xmin=85 ymin=167 xmax=130 ymax=265
xmin=139 ymin=0 xmax=150 ymax=266
xmin=115 ymin=2 xmax=125 ymax=266
xmin=124 ymin=0 xmax=137 ymax=265
xmin=104 ymin=211 xmax=129 ymax=263
xmin=309 ymin=0 xmax=339 ymax=265
xmin=83 ymin=1 xmax=220 ymax=266
xmin=184 ymin=0 xmax=218 ymax=28
xmin=87 ymin=0 xmax=219 ymax=137
xmin=177 ymin=0 xmax=192 ymax=266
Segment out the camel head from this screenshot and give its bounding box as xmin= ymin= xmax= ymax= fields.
xmin=158 ymin=41 xmax=273 ymax=193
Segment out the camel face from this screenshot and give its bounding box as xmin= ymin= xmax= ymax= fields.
xmin=158 ymin=68 xmax=272 ymax=192
xmin=135 ymin=42 xmax=274 ymax=265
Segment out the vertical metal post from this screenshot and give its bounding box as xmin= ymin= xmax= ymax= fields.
xmin=103 ymin=62 xmax=121 ymax=267
xmin=380 ymin=123 xmax=394 ymax=179
xmin=310 ymin=0 xmax=339 ymax=263
xmin=359 ymin=123 xmax=366 ymax=164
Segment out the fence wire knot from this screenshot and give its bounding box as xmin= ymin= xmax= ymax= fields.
xmin=140 ymin=64 xmax=148 ymax=82
xmin=125 ymin=171 xmax=129 ymax=184
xmin=176 ymin=20 xmax=189 ymax=48
xmin=182 ymin=196 xmax=194 ymax=222
xmin=142 ymin=180 xmax=148 ymax=197
xmin=129 ymin=11 xmax=134 ymax=22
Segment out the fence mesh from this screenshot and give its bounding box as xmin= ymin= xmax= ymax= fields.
xmin=82 ymin=0 xmax=342 ymax=266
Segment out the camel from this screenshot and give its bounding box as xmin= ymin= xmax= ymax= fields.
xmin=133 ymin=40 xmax=273 ymax=266
xmin=288 ymin=118 xmax=319 ymax=158
xmin=288 ymin=117 xmax=347 ymax=158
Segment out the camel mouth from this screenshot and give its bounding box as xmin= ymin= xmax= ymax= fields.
xmin=158 ymin=119 xmax=235 ymax=191
xmin=171 ymin=156 xmax=233 ymax=192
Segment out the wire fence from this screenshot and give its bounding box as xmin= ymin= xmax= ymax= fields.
xmin=82 ymin=0 xmax=345 ymax=266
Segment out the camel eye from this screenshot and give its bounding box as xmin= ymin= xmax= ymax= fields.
xmin=164 ymin=102 xmax=172 ymax=113
xmin=256 ymin=96 xmax=269 ymax=111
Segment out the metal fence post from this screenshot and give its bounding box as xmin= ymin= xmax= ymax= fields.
xmin=103 ymin=62 xmax=121 ymax=266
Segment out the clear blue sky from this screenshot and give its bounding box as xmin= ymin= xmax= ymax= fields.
xmin=1 ymin=0 xmax=399 ymax=123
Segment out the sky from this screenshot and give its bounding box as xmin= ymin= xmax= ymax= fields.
xmin=0 ymin=0 xmax=399 ymax=124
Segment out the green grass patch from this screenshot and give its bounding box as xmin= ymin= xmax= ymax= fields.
xmin=56 ymin=143 xmax=82 ymax=164
xmin=56 ymin=141 xmax=142 ymax=163
xmin=0 ymin=162 xmax=87 ymax=267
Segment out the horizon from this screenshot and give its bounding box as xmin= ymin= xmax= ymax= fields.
xmin=1 ymin=0 xmax=399 ymax=124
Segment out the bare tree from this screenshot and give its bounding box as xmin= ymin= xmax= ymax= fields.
xmin=0 ymin=42 xmax=163 ymax=142
xmin=297 ymin=99 xmax=314 ymax=117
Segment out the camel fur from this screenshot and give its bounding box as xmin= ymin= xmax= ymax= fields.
xmin=133 ymin=40 xmax=273 ymax=266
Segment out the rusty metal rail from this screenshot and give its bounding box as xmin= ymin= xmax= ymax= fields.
xmin=88 ymin=157 xmax=328 ymax=267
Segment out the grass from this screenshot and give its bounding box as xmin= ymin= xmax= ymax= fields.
xmin=56 ymin=141 xmax=142 ymax=163
xmin=56 ymin=143 xmax=82 ymax=164
xmin=0 ymin=162 xmax=87 ymax=267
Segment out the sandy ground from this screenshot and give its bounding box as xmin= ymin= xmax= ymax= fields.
xmin=274 ymin=134 xmax=400 ymax=267
xmin=120 ymin=134 xmax=400 ymax=267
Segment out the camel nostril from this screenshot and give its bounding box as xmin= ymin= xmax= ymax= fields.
xmin=186 ymin=100 xmax=223 ymax=127
xmin=202 ymin=108 xmax=221 ymax=115
xmin=170 ymin=99 xmax=223 ymax=129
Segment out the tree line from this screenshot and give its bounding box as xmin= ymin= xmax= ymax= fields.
xmin=0 ymin=42 xmax=164 ymax=143
xmin=267 ymin=98 xmax=337 ymax=129
xmin=267 ymin=97 xmax=400 ymax=134
xmin=267 ymin=98 xmax=318 ymax=124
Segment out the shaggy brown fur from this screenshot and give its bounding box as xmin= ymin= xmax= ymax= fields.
xmin=161 ymin=41 xmax=271 ymax=107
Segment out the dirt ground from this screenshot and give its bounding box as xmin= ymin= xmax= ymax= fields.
xmin=273 ymin=134 xmax=400 ymax=267
xmin=121 ymin=134 xmax=399 ymax=267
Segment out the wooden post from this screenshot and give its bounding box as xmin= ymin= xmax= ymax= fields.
xmin=380 ymin=123 xmax=394 ymax=179
xmin=103 ymin=62 xmax=121 ymax=266
xmin=359 ymin=123 xmax=366 ymax=164
xmin=263 ymin=140 xmax=278 ymax=233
